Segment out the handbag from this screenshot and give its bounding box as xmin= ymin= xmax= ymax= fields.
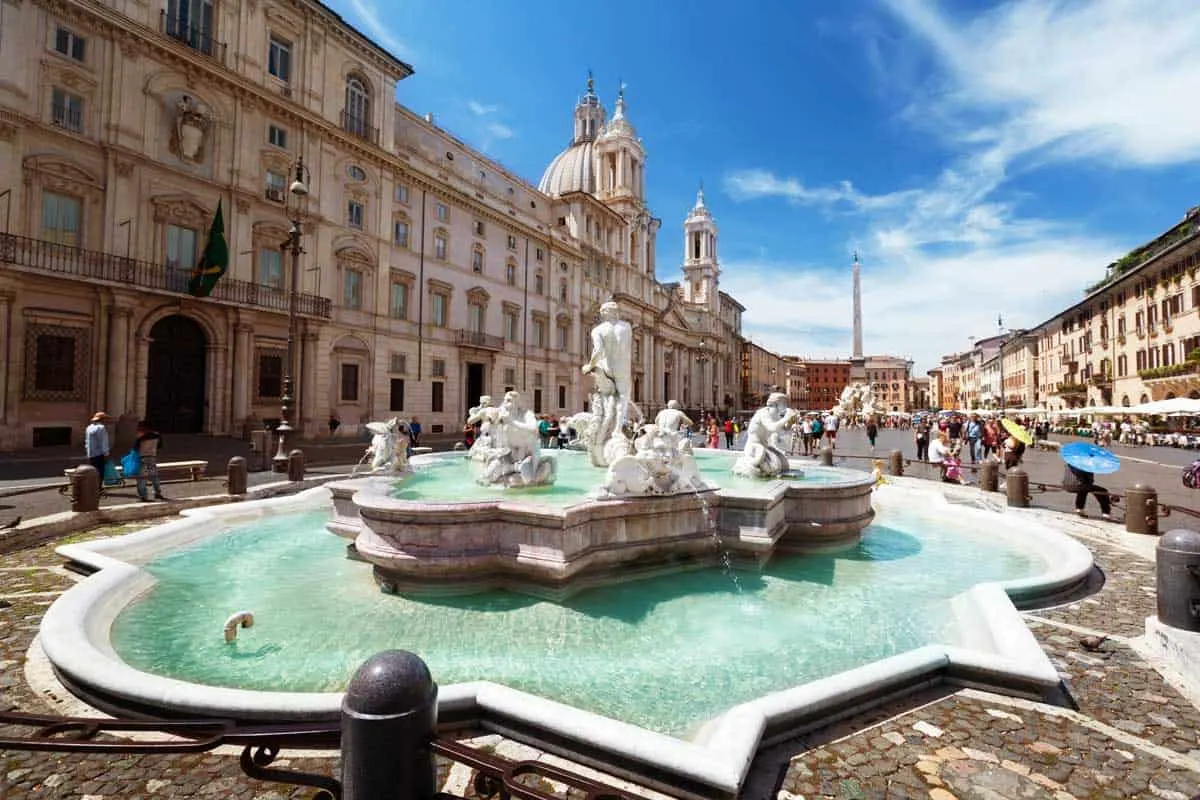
xmin=121 ymin=450 xmax=142 ymax=479
xmin=103 ymin=459 xmax=123 ymax=486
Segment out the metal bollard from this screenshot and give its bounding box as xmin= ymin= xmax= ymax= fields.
xmin=820 ymin=447 xmax=833 ymax=466
xmin=1125 ymin=484 xmax=1159 ymax=536
xmin=227 ymin=456 xmax=248 ymax=496
xmin=1156 ymin=529 xmax=1200 ymax=632
xmin=286 ymin=449 xmax=305 ymax=482
xmin=341 ymin=650 xmax=438 ymax=800
xmin=70 ymin=466 xmax=100 ymax=513
xmin=1006 ymin=467 xmax=1029 ymax=508
xmin=888 ymin=449 xmax=904 ymax=477
xmin=979 ymin=460 xmax=999 ymax=493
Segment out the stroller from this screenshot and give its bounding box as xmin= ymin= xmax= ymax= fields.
xmin=942 ymin=455 xmax=966 ymax=484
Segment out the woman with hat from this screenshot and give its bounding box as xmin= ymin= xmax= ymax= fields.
xmin=85 ymin=412 xmax=110 ymax=495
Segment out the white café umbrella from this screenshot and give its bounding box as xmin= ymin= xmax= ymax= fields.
xmin=1129 ymin=398 xmax=1200 ymax=415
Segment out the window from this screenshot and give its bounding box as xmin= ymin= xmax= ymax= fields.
xmin=40 ymin=192 xmax=81 ymax=246
xmin=389 ymin=378 xmax=405 ymax=411
xmin=258 ymin=247 xmax=283 ymax=289
xmin=340 ymin=363 xmax=359 ymax=402
xmin=393 ymin=220 xmax=409 ymax=247
xmin=435 ymin=202 xmax=448 ymax=222
xmin=431 ymin=358 xmax=447 ymax=377
xmin=34 ymin=334 xmax=76 ymax=392
xmin=468 ymin=302 xmax=484 ymax=333
xmin=432 ymin=381 xmax=444 ymax=412
xmin=471 ymin=247 xmax=484 ymax=273
xmin=395 ymin=184 xmax=409 ymax=203
xmin=268 ymin=35 xmax=291 ymax=81
xmin=347 ymin=200 xmax=363 ymax=230
xmin=51 ymin=88 xmax=83 ymax=133
xmin=534 ymin=372 xmax=543 ymax=387
xmin=505 ymin=262 xmax=516 ymax=285
xmin=257 ymin=353 xmax=283 ymax=398
xmin=533 ymin=389 xmax=543 ymax=414
xmin=535 ymin=247 xmax=544 ymax=262
xmin=558 ymin=385 xmax=566 ymax=409
xmin=560 ymin=279 xmax=568 ymax=301
xmin=389 ymin=281 xmax=408 ymax=319
xmin=557 ymin=324 xmax=568 ymax=350
xmin=473 ymin=220 xmax=486 ymax=237
xmin=347 ymin=164 xmax=366 ymax=181
xmin=507 ymin=234 xmax=517 ymax=250
xmin=504 ymin=367 xmax=516 ymax=385
xmin=434 ymin=232 xmax=447 ymax=260
xmin=54 ymin=27 xmax=86 ymax=61
xmin=390 ymin=353 xmax=408 ymax=373
xmin=165 ymin=0 xmax=216 ymax=56
xmin=343 ymin=269 xmax=362 ymax=309
xmin=503 ymin=310 xmax=518 ymax=342
xmin=431 ymin=293 xmax=447 ymax=327
xmin=265 ymin=169 xmax=286 ymax=201
xmin=267 ymin=124 xmax=287 ymax=148
xmin=344 ymin=76 xmax=371 ymax=137
xmin=533 ymin=319 xmax=545 ymax=347
xmin=165 ymin=224 xmax=197 ymax=269
xmin=535 ymin=273 xmax=544 ymax=295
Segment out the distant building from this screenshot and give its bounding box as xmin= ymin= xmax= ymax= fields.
xmin=864 ymin=355 xmax=913 ymax=412
xmin=793 ymin=358 xmax=850 ymax=411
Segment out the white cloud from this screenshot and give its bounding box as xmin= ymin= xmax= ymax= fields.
xmin=467 ymin=100 xmax=500 ymax=117
xmin=721 ymin=0 xmax=1200 ymax=374
xmin=461 ymin=100 xmax=515 ymax=152
xmin=344 ymin=0 xmax=413 ymax=61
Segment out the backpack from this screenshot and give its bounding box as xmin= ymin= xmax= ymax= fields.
xmin=1183 ymin=459 xmax=1200 ymax=489
xmin=811 ymin=419 xmax=823 ymax=434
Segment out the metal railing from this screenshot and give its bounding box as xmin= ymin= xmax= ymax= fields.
xmin=0 ymin=232 xmax=331 ymax=318
xmin=455 ymin=329 xmax=505 ymax=350
xmin=51 ymin=102 xmax=83 ymax=133
xmin=160 ymin=11 xmax=227 ymax=62
xmin=340 ymin=110 xmax=379 ymax=145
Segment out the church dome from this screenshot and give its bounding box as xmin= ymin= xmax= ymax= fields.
xmin=538 ymin=140 xmax=595 ymax=196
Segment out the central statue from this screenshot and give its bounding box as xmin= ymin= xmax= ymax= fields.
xmin=580 ymin=300 xmax=641 ymax=466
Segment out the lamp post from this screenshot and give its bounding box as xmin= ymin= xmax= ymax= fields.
xmin=696 ymin=338 xmax=710 ymax=421
xmin=272 ymin=157 xmax=311 ymax=472
xmin=998 ymin=315 xmax=1008 ymax=416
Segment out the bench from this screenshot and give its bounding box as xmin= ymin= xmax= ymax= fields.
xmin=63 ymin=460 xmax=209 ymax=483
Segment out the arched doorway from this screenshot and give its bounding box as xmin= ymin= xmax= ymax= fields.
xmin=146 ymin=315 xmax=207 ymax=433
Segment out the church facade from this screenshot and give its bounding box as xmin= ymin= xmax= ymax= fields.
xmin=0 ymin=0 xmax=746 ymax=450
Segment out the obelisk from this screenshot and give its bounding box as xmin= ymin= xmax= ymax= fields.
xmin=849 ymin=252 xmax=866 ymax=382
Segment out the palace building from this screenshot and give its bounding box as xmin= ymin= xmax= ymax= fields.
xmin=0 ymin=0 xmax=746 ymax=450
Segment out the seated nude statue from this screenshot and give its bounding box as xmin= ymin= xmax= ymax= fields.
xmin=733 ymin=392 xmax=799 ymax=478
xmin=654 ymin=400 xmax=694 ymax=453
xmin=477 ymin=390 xmax=556 ymax=487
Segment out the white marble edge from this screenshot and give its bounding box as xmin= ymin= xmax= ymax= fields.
xmin=37 ymin=470 xmax=1090 ymax=795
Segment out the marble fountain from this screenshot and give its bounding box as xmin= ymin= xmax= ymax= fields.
xmin=37 ymin=304 xmax=1096 ymax=799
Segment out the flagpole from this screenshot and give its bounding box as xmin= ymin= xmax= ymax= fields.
xmin=273 ymin=157 xmax=310 ymax=472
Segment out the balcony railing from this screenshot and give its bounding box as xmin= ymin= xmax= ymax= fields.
xmin=455 ymin=329 xmax=504 ymax=351
xmin=341 ymin=110 xmax=379 ymax=145
xmin=0 ymin=232 xmax=331 ymax=318
xmin=160 ymin=11 xmax=227 ymax=63
xmin=51 ymin=103 xmax=83 ymax=133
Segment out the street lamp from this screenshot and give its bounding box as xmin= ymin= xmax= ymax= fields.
xmin=272 ymin=156 xmax=311 ymax=472
xmin=997 ymin=315 xmax=1008 ymax=416
xmin=695 ymin=338 xmax=711 ymax=421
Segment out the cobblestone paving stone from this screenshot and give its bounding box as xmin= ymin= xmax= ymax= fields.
xmin=3 ymin=519 xmax=1200 ymax=799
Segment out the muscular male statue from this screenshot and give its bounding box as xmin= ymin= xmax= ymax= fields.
xmin=581 ymin=301 xmax=634 ymax=432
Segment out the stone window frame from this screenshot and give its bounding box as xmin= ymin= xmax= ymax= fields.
xmin=389 ymin=268 xmax=414 ymax=321
xmin=471 ymin=243 xmax=485 ymax=274
xmin=465 ymin=286 xmax=491 ymax=333
xmin=428 ymin=278 xmax=453 ymax=329
xmin=251 ymin=221 xmax=290 ymax=290
xmin=340 ymin=361 xmax=361 ymax=403
xmin=394 ymin=183 xmax=410 ymax=204
xmin=534 ymin=271 xmax=545 ymax=296
xmin=52 ymin=24 xmax=88 ymax=65
xmin=254 ymin=347 xmax=286 ymax=400
xmin=335 ymin=248 xmax=375 ymax=312
xmin=555 ymin=313 xmax=570 ymax=351
xmin=393 ymin=213 xmax=411 ymax=248
xmin=530 ymin=311 xmax=549 ymax=348
xmin=25 ymin=156 xmax=104 ymax=249
xmin=502 ymin=301 xmax=521 ymax=343
xmin=433 ymin=226 xmax=449 ymax=261
xmin=23 ymin=322 xmax=91 ymax=402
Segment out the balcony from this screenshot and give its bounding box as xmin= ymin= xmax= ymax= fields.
xmin=51 ymin=102 xmax=83 ymax=134
xmin=1056 ymin=382 xmax=1087 ymax=397
xmin=160 ymin=12 xmax=227 ymax=63
xmin=1090 ymin=373 xmax=1112 ymax=386
xmin=1138 ymin=362 xmax=1199 ymax=382
xmin=0 ymin=232 xmax=331 ymax=318
xmin=455 ymin=329 xmax=504 ymax=351
xmin=341 ymin=110 xmax=379 ymax=145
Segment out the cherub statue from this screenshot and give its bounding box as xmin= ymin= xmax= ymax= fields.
xmin=466 ymin=395 xmax=500 ymax=460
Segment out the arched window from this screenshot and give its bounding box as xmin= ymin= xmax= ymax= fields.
xmin=344 ymin=77 xmax=371 ymax=138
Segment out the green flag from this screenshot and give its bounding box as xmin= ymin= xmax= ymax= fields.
xmin=187 ymin=201 xmax=229 ymax=298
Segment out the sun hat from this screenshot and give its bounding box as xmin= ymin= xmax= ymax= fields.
xmin=90 ymin=411 xmax=108 ymax=422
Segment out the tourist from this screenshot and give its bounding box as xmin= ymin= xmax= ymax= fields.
xmin=548 ymin=416 xmax=561 ymax=448
xmin=708 ymin=418 xmax=720 ymax=449
xmin=538 ymin=415 xmax=552 ymax=447
xmin=865 ymin=416 xmax=878 ymax=450
xmin=408 ymin=416 xmax=422 ymax=448
xmin=1062 ymin=463 xmax=1112 ymax=520
xmin=928 ymin=431 xmax=951 ymax=480
xmin=463 ymin=421 xmax=476 ymax=450
xmin=133 ymin=420 xmax=166 ymax=502
xmin=723 ymin=417 xmax=735 ymax=448
xmin=982 ymin=419 xmax=999 ymax=459
xmin=84 ymin=412 xmax=110 ymax=496
xmin=823 ymin=412 xmax=839 ymax=449
xmin=965 ymin=414 xmax=982 ymax=463
xmin=800 ymin=414 xmax=813 ymax=456
xmin=328 ymin=413 xmax=341 ymax=439
xmin=1002 ymin=433 xmax=1026 ymax=470
xmin=914 ymin=415 xmax=930 ymax=462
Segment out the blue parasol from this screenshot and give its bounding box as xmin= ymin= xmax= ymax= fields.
xmin=1061 ymin=442 xmax=1121 ymax=475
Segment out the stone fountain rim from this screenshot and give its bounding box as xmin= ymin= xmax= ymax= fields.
xmin=40 ymin=481 xmax=1093 ymax=798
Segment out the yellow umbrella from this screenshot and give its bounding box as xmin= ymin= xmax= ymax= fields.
xmin=1001 ymin=417 xmax=1034 ymax=446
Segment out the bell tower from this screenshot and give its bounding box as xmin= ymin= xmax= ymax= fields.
xmin=681 ymin=186 xmax=719 ymax=311
xmin=594 ymin=84 xmax=645 ymax=204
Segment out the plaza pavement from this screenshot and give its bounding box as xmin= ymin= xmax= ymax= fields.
xmin=1 ymin=433 xmax=1200 ymax=798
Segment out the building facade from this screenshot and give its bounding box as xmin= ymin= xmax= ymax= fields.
xmin=795 ymin=358 xmax=850 ymax=411
xmin=0 ymin=0 xmax=746 ymax=450
xmin=863 ymin=355 xmax=913 ymax=412
xmin=740 ymin=340 xmax=783 ymax=411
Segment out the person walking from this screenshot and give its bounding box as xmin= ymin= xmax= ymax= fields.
xmin=865 ymin=416 xmax=879 ymax=450
xmin=707 ymin=418 xmax=720 ymax=449
xmin=914 ymin=416 xmax=930 ymax=462
xmin=84 ymin=412 xmax=110 ymax=497
xmin=408 ymin=416 xmax=422 ymax=448
xmin=1061 ymin=463 xmax=1112 ymax=520
xmin=723 ymin=418 xmax=735 ymax=448
xmin=133 ymin=420 xmax=166 ymax=502
xmin=965 ymin=414 xmax=982 ymax=463
xmin=327 ymin=413 xmax=341 ymax=439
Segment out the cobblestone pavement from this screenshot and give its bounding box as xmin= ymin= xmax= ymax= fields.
xmin=4 ymin=519 xmax=1200 ymax=798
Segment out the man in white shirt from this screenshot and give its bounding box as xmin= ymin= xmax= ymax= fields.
xmin=84 ymin=411 xmax=110 ymax=496
xmin=822 ymin=413 xmax=840 ymax=449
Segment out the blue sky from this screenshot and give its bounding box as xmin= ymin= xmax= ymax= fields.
xmin=329 ymin=0 xmax=1200 ymax=373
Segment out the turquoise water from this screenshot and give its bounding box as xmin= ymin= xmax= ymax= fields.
xmin=110 ymin=503 xmax=1039 ymax=736
xmin=390 ymin=448 xmax=854 ymax=507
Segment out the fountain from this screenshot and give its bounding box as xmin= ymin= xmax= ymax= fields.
xmin=33 ymin=304 xmax=1098 ymax=798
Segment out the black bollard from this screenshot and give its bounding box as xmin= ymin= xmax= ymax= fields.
xmin=1006 ymin=467 xmax=1029 ymax=508
xmin=286 ymin=449 xmax=305 ymax=482
xmin=70 ymin=466 xmax=100 ymax=512
xmin=820 ymin=447 xmax=834 ymax=466
xmin=1125 ymin=484 xmax=1159 ymax=536
xmin=888 ymin=449 xmax=904 ymax=477
xmin=342 ymin=650 xmax=438 ymax=800
xmin=227 ymin=456 xmax=247 ymax=496
xmin=979 ymin=460 xmax=999 ymax=493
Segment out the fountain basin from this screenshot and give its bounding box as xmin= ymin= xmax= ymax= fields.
xmin=328 ymin=451 xmax=876 ymax=597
